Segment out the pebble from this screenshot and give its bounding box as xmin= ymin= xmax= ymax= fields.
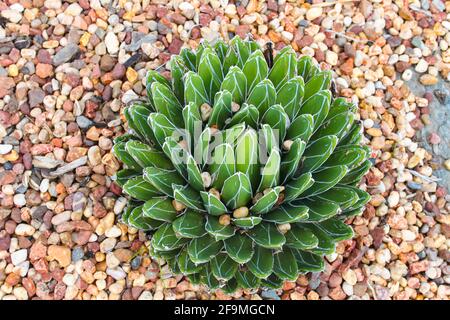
xmin=53 ymin=43 xmax=79 ymax=66
xmin=11 ymin=249 xmax=28 ymax=266
xmin=105 ymin=32 xmax=120 ymax=55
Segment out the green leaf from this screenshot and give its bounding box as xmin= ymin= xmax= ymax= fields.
xmin=276 ymin=76 xmax=304 ymax=119
xmin=145 ymin=70 xmax=170 ymax=108
xmin=193 ymin=127 xmax=212 ymax=168
xmin=125 ymin=140 xmax=173 ymax=169
xmin=300 ymin=165 xmax=348 ymax=198
xmin=123 ymin=176 xmax=162 ymax=200
xmin=208 ymin=90 xmax=232 ymax=129
xmin=257 ymin=149 xmax=280 ymax=192
xmin=261 ymin=104 xmax=289 ymax=142
xmin=178 ymin=250 xmax=204 ymax=275
xmin=151 ymin=82 xmax=183 ymax=127
xmin=142 ymin=198 xmax=177 ymax=222
xmin=200 ymin=191 xmax=228 ymax=216
xmin=198 ymin=48 xmax=223 ymax=101
xmin=299 ymin=90 xmax=331 ymax=130
xmin=280 ymin=139 xmax=306 ymax=184
xmin=261 ymin=274 xmax=283 ymax=290
xmin=235 ymin=129 xmax=259 ymax=189
xmin=312 ymin=185 xmax=359 ymax=211
xmin=220 ymin=66 xmax=247 ymax=104
xmin=247 ymin=222 xmax=286 ymax=249
xmin=227 ymin=103 xmax=259 ymax=129
xmin=184 ymin=71 xmax=209 ymax=107
xmin=126 ymin=205 xmax=164 ymax=231
xmin=235 ymin=270 xmax=261 ymax=289
xmin=221 ymin=172 xmax=253 ymax=210
xmin=247 ymin=246 xmax=273 ymax=279
xmin=285 ymin=224 xmax=319 ymax=250
xmin=200 ymin=266 xmax=220 ymax=290
xmin=312 ymin=111 xmax=354 ymax=141
xmin=182 ymin=102 xmax=202 ymax=152
xmin=152 ymin=223 xmax=189 ymax=251
xmin=286 ymin=114 xmax=314 ymax=142
xmin=246 ymin=79 xmax=276 ymax=117
xmin=242 ymin=50 xmax=269 ymax=93
xmin=172 ymin=210 xmax=206 ymax=238
xmin=125 ymin=105 xmax=157 ymax=146
xmin=299 ymin=135 xmax=337 ymax=173
xmin=143 ymin=167 xmax=184 ymax=197
xmin=343 ymin=187 xmax=370 ymax=212
xmin=149 ymin=245 xmax=180 ymax=261
xmin=313 ymin=218 xmax=354 ymax=242
xmin=269 ymin=46 xmax=297 ymax=90
xmin=205 ymin=216 xmax=235 ymax=241
xmin=148 ymin=112 xmax=178 ymax=148
xmin=338 ymin=121 xmax=363 ymax=146
xmin=259 ymin=124 xmax=279 ymax=157
xmin=297 ymin=199 xmax=340 ymax=222
xmin=222 ymin=278 xmax=238 ymax=294
xmin=115 ymin=169 xmax=140 ymax=187
xmin=210 ymin=253 xmax=238 ymax=281
xmin=250 ymin=187 xmax=282 ymax=215
xmin=230 ymin=36 xmax=251 ymax=69
xmin=210 ymin=143 xmax=236 ymax=190
xmin=186 ymin=154 xmax=204 ymax=191
xmin=301 ymin=224 xmax=335 ymax=255
xmin=162 ymin=137 xmax=188 ymax=180
xmin=113 ymin=141 xmax=141 ymax=170
xmin=273 ymin=248 xmax=298 ymax=281
xmin=297 ymin=55 xmax=320 ymax=82
xmin=187 ymin=234 xmax=223 ymax=264
xmin=186 ymin=273 xmax=202 ymax=285
xmin=303 ymin=70 xmax=332 ymax=101
xmin=263 ymin=203 xmax=309 ymax=224
xmin=339 ymin=159 xmax=372 ymax=185
xmin=293 ymin=249 xmax=324 ymax=272
xmin=170 ymin=55 xmax=188 ymax=104
xmin=284 ymin=172 xmax=314 ymax=202
xmin=173 ymin=184 xmax=205 ymax=211
xmin=224 ymin=234 xmax=254 ymax=264
xmin=233 ymin=216 xmax=262 ymax=228
xmin=214 ymin=39 xmax=228 ymax=62
xmin=322 ymin=145 xmax=366 ymax=170
xmin=180 ymin=47 xmax=197 ymax=71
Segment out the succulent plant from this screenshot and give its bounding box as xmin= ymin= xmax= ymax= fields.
xmin=113 ymin=36 xmax=371 ymax=293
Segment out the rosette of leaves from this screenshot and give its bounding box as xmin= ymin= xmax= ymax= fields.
xmin=113 ymin=36 xmax=371 ymax=293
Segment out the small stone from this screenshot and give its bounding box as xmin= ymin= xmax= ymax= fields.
xmin=401 ymin=230 xmax=416 ymax=241
xmin=15 ymin=223 xmax=35 ymax=236
xmin=48 ymin=245 xmax=72 ymax=267
xmin=428 ymin=133 xmax=441 ymax=145
xmin=11 ymin=249 xmax=28 ymax=266
xmin=325 ymin=51 xmax=338 ymax=66
xmin=53 ymin=43 xmax=79 ymax=66
xmin=100 ymin=238 xmax=117 ymax=253
xmin=179 ymin=2 xmax=195 ymax=19
xmin=126 ymin=67 xmax=138 ymax=83
xmin=419 ymin=74 xmax=438 ymax=86
xmin=415 ymin=59 xmax=429 ymax=73
xmin=105 ymin=32 xmax=120 ymax=55
xmin=306 ymin=7 xmax=322 ymax=21
xmin=233 ymin=207 xmax=249 ymax=218
xmin=387 ymin=191 xmax=400 ymax=208
xmin=219 ymin=214 xmax=231 ymax=226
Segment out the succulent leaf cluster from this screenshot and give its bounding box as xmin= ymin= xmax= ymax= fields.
xmin=113 ymin=36 xmax=371 ymax=293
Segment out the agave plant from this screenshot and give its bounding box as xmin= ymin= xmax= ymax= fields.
xmin=113 ymin=36 xmax=371 ymax=293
